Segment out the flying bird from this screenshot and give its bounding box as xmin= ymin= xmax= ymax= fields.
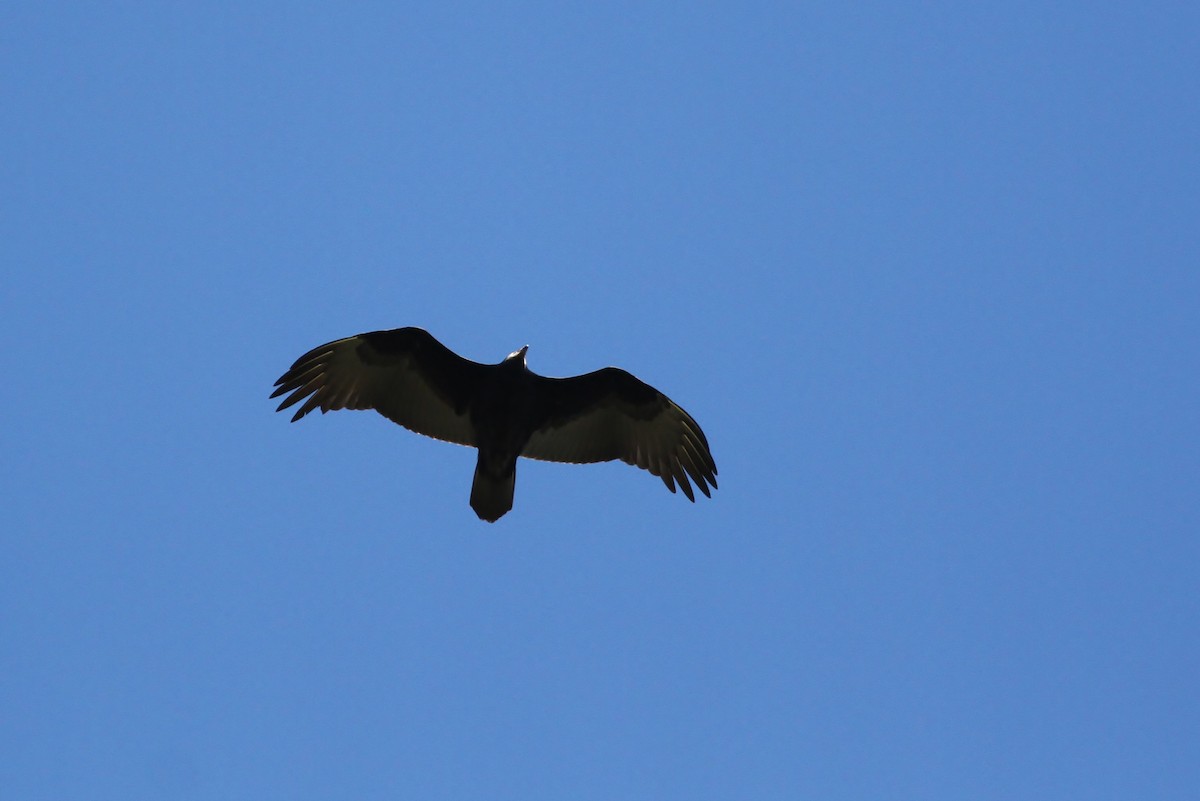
xmin=270 ymin=327 xmax=717 ymax=522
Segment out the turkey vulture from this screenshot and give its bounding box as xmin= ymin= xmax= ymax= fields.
xmin=270 ymin=327 xmax=717 ymax=522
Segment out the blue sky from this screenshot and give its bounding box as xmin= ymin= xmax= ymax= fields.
xmin=3 ymin=3 xmax=1197 ymax=799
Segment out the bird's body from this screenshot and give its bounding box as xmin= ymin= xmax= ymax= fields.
xmin=271 ymin=327 xmax=717 ymax=521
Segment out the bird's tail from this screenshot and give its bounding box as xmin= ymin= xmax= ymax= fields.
xmin=470 ymin=452 xmax=516 ymax=523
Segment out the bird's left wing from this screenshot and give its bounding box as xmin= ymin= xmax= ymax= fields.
xmin=521 ymin=368 xmax=717 ymax=501
xmin=271 ymin=327 xmax=483 ymax=447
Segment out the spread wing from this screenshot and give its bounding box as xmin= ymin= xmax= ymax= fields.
xmin=270 ymin=327 xmax=486 ymax=447
xmin=521 ymin=368 xmax=717 ymax=501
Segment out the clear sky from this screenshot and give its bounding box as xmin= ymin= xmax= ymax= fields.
xmin=3 ymin=3 xmax=1197 ymax=799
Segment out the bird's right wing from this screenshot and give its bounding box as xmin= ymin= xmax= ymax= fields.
xmin=270 ymin=327 xmax=484 ymax=447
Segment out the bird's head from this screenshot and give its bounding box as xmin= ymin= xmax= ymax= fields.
xmin=504 ymin=345 xmax=529 ymax=369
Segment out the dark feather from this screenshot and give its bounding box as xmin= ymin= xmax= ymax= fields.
xmin=521 ymin=368 xmax=717 ymax=501
xmin=271 ymin=327 xmax=482 ymax=446
xmin=272 ymin=327 xmax=717 ymax=521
